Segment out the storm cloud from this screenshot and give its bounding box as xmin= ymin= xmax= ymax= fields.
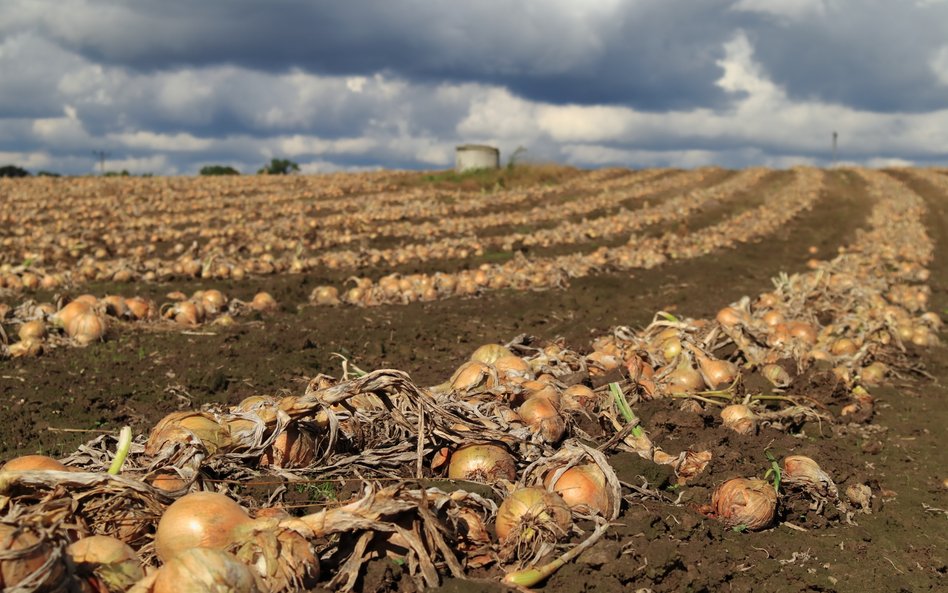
xmin=1 ymin=0 xmax=947 ymax=174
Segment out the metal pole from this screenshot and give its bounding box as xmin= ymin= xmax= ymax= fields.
xmin=831 ymin=132 xmax=838 ymax=165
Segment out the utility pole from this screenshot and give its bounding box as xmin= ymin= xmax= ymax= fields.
xmin=91 ymin=150 xmax=110 ymax=174
xmin=831 ymin=131 xmax=838 ymax=166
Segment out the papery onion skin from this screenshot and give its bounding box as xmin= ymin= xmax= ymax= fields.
xmin=153 ymin=547 xmax=263 ymax=593
xmin=67 ymin=535 xmax=144 ymax=591
xmin=495 ymin=487 xmax=572 ymax=542
xmin=259 ymin=427 xmax=317 ymax=469
xmin=710 ymin=478 xmax=777 ymax=531
xmin=0 ymin=524 xmax=54 ymax=589
xmin=447 ymin=443 xmax=517 ymax=483
xmin=781 ymin=455 xmax=838 ymax=497
xmin=543 ymin=464 xmax=610 ymax=516
xmin=154 ymin=491 xmax=252 ymax=562
xmin=720 ymin=404 xmax=757 ymax=435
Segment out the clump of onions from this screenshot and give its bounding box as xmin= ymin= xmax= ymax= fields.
xmin=152 ymin=547 xmax=263 ymax=593
xmin=543 ymin=464 xmax=611 ymax=516
xmin=782 ymin=455 xmax=838 ymax=498
xmin=155 ymin=491 xmax=253 ymax=562
xmin=0 ymin=523 xmax=65 ymax=590
xmin=17 ymin=320 xmax=46 ymax=342
xmin=709 ymin=478 xmax=777 ymax=531
xmin=447 ymin=443 xmax=517 ymax=483
xmin=720 ymin=404 xmax=757 ymax=435
xmin=518 ymin=395 xmax=566 ymax=444
xmin=495 ymin=487 xmax=572 ymax=542
xmin=67 ymin=535 xmax=144 ymax=591
xmin=145 ymin=411 xmax=231 ymax=456
xmin=2 ymin=454 xmax=72 ymax=472
xmin=259 ymin=426 xmax=317 ymax=469
xmin=250 ymin=292 xmax=278 ymax=312
xmin=470 ymin=343 xmax=514 ymax=365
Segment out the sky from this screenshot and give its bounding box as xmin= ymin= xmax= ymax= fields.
xmin=2 ymin=0 xmax=948 ymax=175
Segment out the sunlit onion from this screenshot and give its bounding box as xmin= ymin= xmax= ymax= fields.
xmin=153 ymin=547 xmax=263 ymax=593
xmin=145 ymin=411 xmax=231 ymax=456
xmin=1 ymin=454 xmax=72 ymax=472
xmin=155 ymin=491 xmax=253 ymax=561
xmin=259 ymin=426 xmax=317 ymax=469
xmin=250 ymin=292 xmax=278 ymax=312
xmin=17 ymin=320 xmax=46 ymax=341
xmin=67 ymin=535 xmax=144 ymax=592
xmin=495 ymin=487 xmax=571 ymax=542
xmin=782 ymin=455 xmax=838 ymax=497
xmin=470 ymin=343 xmax=514 ymax=365
xmin=518 ymin=395 xmax=566 ymax=443
xmin=720 ymin=404 xmax=757 ymax=435
xmin=710 ymin=478 xmax=776 ymax=531
xmin=447 ymin=443 xmax=517 ymax=483
xmin=543 ymin=464 xmax=610 ymax=516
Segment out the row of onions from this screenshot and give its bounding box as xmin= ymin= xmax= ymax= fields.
xmin=309 ymin=167 xmax=822 ymax=306
xmin=0 ymin=169 xmax=938 ymax=591
xmin=0 ymin=167 xmax=644 ymax=292
xmin=0 ymin=289 xmax=279 ymax=359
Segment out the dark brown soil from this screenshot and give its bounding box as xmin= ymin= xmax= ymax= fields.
xmin=0 ymin=168 xmax=945 ymax=592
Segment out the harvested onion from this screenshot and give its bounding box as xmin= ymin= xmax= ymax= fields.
xmin=155 ymin=491 xmax=253 ymax=561
xmin=67 ymin=535 xmax=144 ymax=591
xmin=1 ymin=454 xmax=71 ymax=472
xmin=495 ymin=487 xmax=571 ymax=542
xmin=720 ymin=404 xmax=757 ymax=435
xmin=543 ymin=464 xmax=611 ymax=516
xmin=447 ymin=443 xmax=517 ymax=483
xmin=153 ymin=547 xmax=263 ymax=593
xmin=709 ymin=478 xmax=776 ymax=531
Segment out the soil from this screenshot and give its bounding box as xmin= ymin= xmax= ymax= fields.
xmin=0 ymin=168 xmax=945 ymax=592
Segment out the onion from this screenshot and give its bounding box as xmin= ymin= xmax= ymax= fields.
xmin=54 ymin=300 xmax=92 ymax=328
xmin=761 ymin=310 xmax=784 ymax=327
xmin=830 ymin=338 xmax=858 ymax=356
xmin=145 ymin=411 xmax=231 ymax=456
xmin=259 ymin=426 xmax=317 ymax=468
xmin=155 ymin=491 xmax=253 ymax=561
xmin=67 ymin=310 xmax=108 ymax=344
xmin=659 ymin=337 xmax=682 ymax=362
xmin=782 ymin=455 xmax=838 ymax=497
xmin=125 ymin=296 xmax=157 ymax=320
xmin=518 ymin=395 xmax=566 ymax=443
xmin=543 ymin=464 xmax=610 ymax=516
xmin=102 ymin=295 xmax=128 ymax=318
xmin=695 ymin=353 xmax=736 ymax=389
xmin=250 ymin=291 xmax=278 ymax=312
xmin=67 ymin=535 xmax=144 ymax=591
xmin=720 ymin=404 xmax=757 ymax=435
xmin=447 ymin=443 xmax=517 ymax=483
xmin=716 ymin=306 xmax=747 ymax=328
xmin=470 ymin=343 xmax=514 ymax=365
xmin=493 ymin=355 xmax=533 ymax=385
xmin=664 ymin=359 xmax=704 ymax=394
xmin=2 ymin=454 xmax=71 ymax=472
xmin=450 ymin=361 xmax=495 ymax=392
xmin=560 ymin=384 xmax=599 ymax=412
xmin=710 ymin=478 xmax=776 ymax=531
xmin=495 ymin=487 xmax=571 ymax=542
xmin=148 ymin=470 xmax=189 ymax=493
xmin=153 ymin=548 xmax=263 ymax=593
xmin=859 ymin=361 xmax=887 ymax=386
xmin=17 ymin=320 xmax=46 ymax=341
xmin=229 ymin=518 xmax=319 ymax=592
xmin=310 ymin=285 xmax=340 ymax=306
xmin=8 ymin=339 xmax=43 ymax=358
xmin=197 ymin=289 xmax=227 ymax=314
xmin=761 ymin=363 xmax=791 ymax=387
xmin=0 ymin=523 xmax=64 ymax=590
xmin=786 ymin=321 xmax=817 ymax=345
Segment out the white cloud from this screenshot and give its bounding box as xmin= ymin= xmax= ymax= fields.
xmin=731 ymin=0 xmax=829 ymax=20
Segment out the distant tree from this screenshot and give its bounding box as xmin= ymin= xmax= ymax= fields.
xmin=103 ymin=170 xmax=130 ymax=177
xmin=0 ymin=165 xmax=30 ymax=178
xmin=200 ymin=164 xmax=241 ymax=176
xmin=257 ymin=158 xmax=300 ymax=175
xmin=36 ymin=170 xmax=61 ymax=177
